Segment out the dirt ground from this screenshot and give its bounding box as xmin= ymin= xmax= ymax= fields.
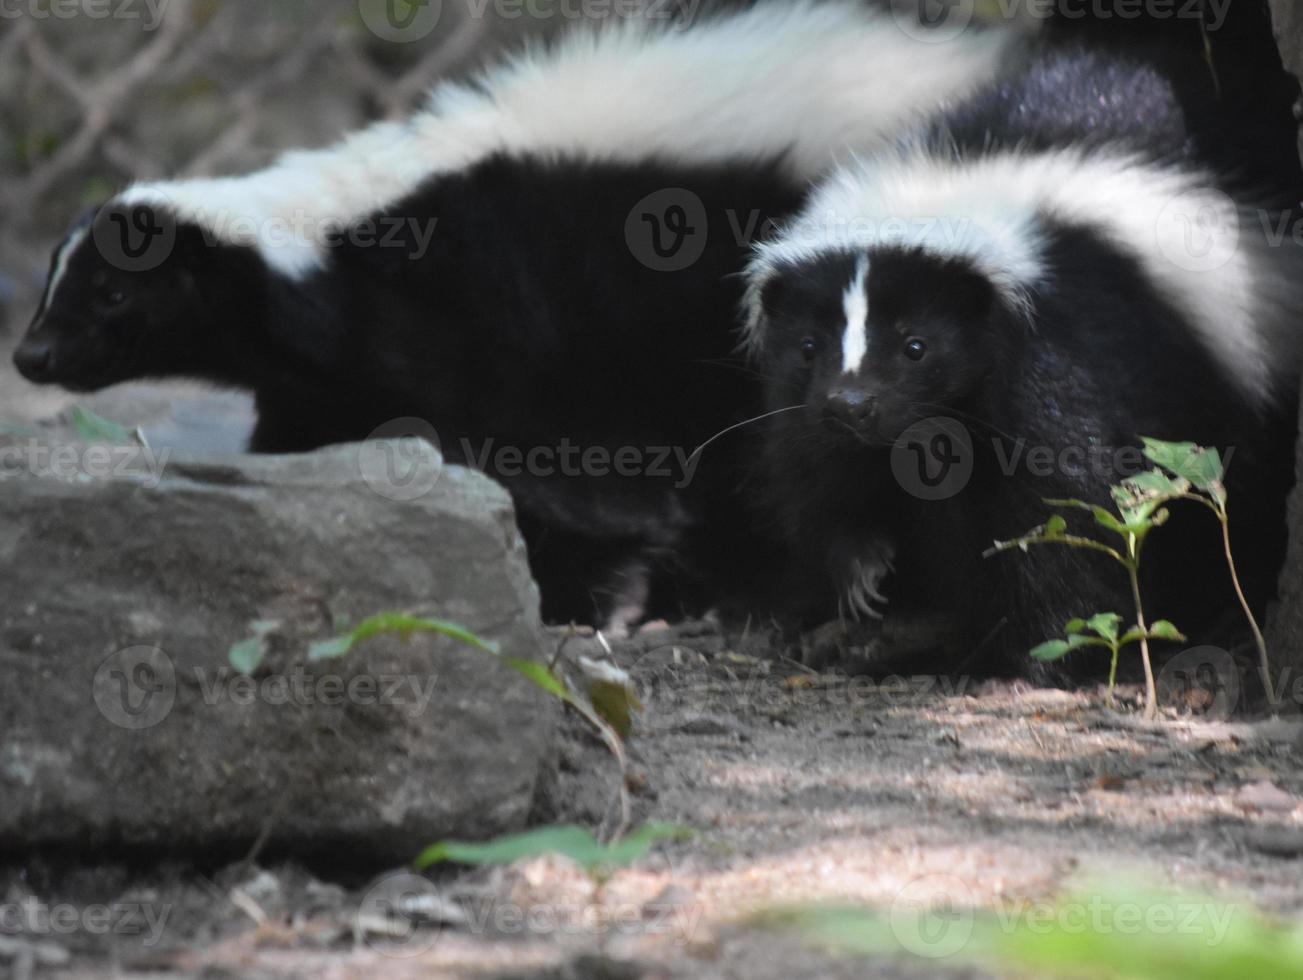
xmin=4 ymin=337 xmax=1303 ymax=979
xmin=3 ymin=614 xmax=1303 ymax=980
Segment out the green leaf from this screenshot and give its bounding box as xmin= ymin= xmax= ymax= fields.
xmin=503 ymin=657 xmax=569 ymax=700
xmin=308 ymin=612 xmax=499 ymax=662
xmin=1085 ymin=613 xmax=1122 ymax=642
xmin=588 ymin=679 xmax=643 ymax=740
xmin=70 ymin=406 xmax=134 ymax=445
xmin=1148 ymin=620 xmax=1187 ymax=642
xmin=1065 ymin=619 xmax=1087 ymax=635
xmin=1031 ymin=640 xmax=1073 ymax=662
xmin=774 ymin=884 xmax=1303 ymax=980
xmin=413 ymin=823 xmax=690 ymax=874
xmin=1142 ymin=437 xmax=1225 ymax=491
xmin=1066 ymin=633 xmax=1108 ymax=650
xmin=1126 ymin=469 xmax=1189 ymax=500
xmin=1044 ymin=514 xmax=1068 ymax=537
xmin=1041 ymin=498 xmax=1100 ymax=519
xmin=228 ymin=636 xmax=265 ymax=674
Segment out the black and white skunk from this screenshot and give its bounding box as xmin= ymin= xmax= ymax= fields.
xmin=742 ymin=43 xmax=1303 ymax=677
xmin=12 ymin=2 xmax=1023 ymax=626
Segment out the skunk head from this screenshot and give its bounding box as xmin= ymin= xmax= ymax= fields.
xmin=752 ymin=246 xmax=1011 ymax=447
xmin=15 ymin=202 xmax=231 ymax=392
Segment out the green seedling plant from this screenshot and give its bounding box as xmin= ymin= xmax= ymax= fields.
xmin=415 ymin=822 xmax=691 ymax=886
xmin=1030 ymin=613 xmax=1184 ymax=711
xmin=989 ymin=438 xmax=1265 ymax=719
xmin=1134 ymin=438 xmax=1270 ymax=693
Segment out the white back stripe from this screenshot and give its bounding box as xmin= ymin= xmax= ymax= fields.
xmin=112 ymin=2 xmax=1018 ymax=280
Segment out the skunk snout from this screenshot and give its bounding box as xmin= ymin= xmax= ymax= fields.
xmin=13 ymin=337 xmax=54 ymax=382
xmin=822 ymin=388 xmax=876 ymax=433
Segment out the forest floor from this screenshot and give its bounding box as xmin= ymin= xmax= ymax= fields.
xmin=4 ymin=618 xmax=1303 ymax=980
xmin=4 ymin=342 xmax=1303 ymax=979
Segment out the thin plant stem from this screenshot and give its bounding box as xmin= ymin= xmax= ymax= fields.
xmin=1128 ymin=559 xmax=1158 ymax=718
xmin=1106 ymin=644 xmax=1120 ymax=708
xmin=1217 ymin=510 xmax=1272 ymax=704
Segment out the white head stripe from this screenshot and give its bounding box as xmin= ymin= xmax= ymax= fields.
xmin=840 ymin=256 xmax=870 ymax=374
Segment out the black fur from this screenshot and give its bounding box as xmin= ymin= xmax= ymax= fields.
xmin=16 ymin=154 xmax=803 ymax=625
xmin=750 ymin=47 xmax=1302 ymax=680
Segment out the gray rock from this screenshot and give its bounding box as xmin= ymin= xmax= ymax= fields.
xmin=0 ymin=437 xmax=556 ymax=864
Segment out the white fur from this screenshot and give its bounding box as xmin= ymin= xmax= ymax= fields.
xmin=114 ymin=2 xmax=1017 ymax=280
xmin=744 ymin=147 xmax=1273 ymax=403
xmin=841 ymin=256 xmax=870 ymax=374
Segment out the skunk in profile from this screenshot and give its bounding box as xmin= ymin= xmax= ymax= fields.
xmin=13 ymin=1 xmax=1022 ymax=626
xmin=742 ymin=45 xmax=1303 ymax=677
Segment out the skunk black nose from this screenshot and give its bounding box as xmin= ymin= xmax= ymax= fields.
xmin=823 ymin=388 xmax=875 ymax=430
xmin=13 ymin=339 xmax=53 ymax=381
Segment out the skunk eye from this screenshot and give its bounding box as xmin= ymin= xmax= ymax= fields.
xmin=903 ymin=337 xmax=927 ymax=362
xmin=96 ymin=283 xmax=128 ymax=310
xmin=800 ymin=337 xmax=818 ymax=362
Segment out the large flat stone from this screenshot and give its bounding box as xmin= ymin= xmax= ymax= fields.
xmin=0 ymin=437 xmax=555 ymax=864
